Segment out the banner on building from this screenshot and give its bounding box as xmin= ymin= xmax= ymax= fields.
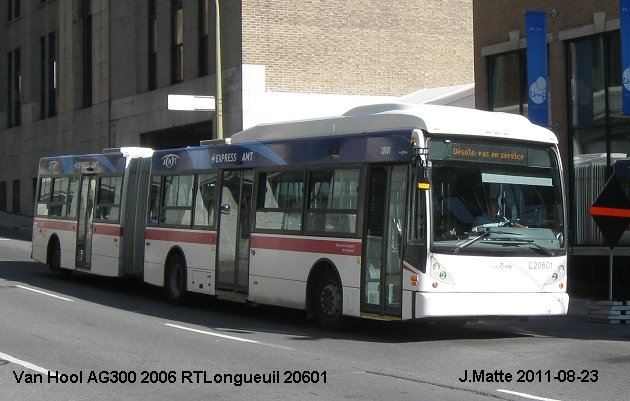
xmin=621 ymin=0 xmax=630 ymax=115
xmin=526 ymin=11 xmax=548 ymax=126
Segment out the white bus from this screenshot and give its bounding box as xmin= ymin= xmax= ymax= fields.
xmin=32 ymin=104 xmax=568 ymax=329
xmin=32 ymin=147 xmax=154 ymax=278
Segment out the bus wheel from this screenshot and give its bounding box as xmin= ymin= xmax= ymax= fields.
xmin=48 ymin=240 xmax=71 ymax=278
xmin=48 ymin=240 xmax=61 ymax=274
xmin=315 ymin=270 xmax=344 ymax=330
xmin=165 ymin=254 xmax=187 ymax=305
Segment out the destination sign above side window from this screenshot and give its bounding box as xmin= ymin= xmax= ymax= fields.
xmin=210 ymin=147 xmax=256 ymax=167
xmin=39 ymin=153 xmax=126 ymax=175
xmin=443 ymin=143 xmax=528 ymax=165
xmin=152 ymin=145 xmax=258 ymax=173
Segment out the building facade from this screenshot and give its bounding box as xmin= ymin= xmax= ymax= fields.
xmin=474 ymin=0 xmax=630 ymax=298
xmin=0 ymin=0 xmax=473 ymax=216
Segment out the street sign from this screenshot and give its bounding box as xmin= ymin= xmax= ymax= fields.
xmin=167 ymin=95 xmax=216 ymax=111
xmin=589 ymin=175 xmax=630 ymax=249
xmin=589 ymin=163 xmax=630 ymax=301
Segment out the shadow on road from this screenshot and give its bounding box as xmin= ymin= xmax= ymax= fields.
xmin=1 ymin=231 xmax=627 ymax=345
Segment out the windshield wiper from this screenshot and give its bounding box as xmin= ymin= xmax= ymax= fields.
xmin=483 ymin=238 xmax=556 ymax=256
xmin=452 ymin=231 xmax=489 ymax=254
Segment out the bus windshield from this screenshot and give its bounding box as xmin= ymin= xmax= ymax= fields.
xmin=428 ymin=139 xmax=565 ymax=256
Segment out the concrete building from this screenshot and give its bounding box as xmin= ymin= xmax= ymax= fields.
xmin=474 ymin=0 xmax=630 ymax=298
xmin=0 ymin=0 xmax=473 ymax=216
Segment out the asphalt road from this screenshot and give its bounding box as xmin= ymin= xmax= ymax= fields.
xmin=0 ymin=227 xmax=628 ymax=401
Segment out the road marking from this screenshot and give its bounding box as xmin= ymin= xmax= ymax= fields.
xmin=16 ymin=285 xmax=73 ymax=302
xmin=498 ymin=389 xmax=563 ymax=401
xmin=165 ymin=323 xmax=293 ymax=350
xmin=166 ymin=323 xmax=259 ymax=343
xmin=0 ymin=351 xmax=51 ymax=375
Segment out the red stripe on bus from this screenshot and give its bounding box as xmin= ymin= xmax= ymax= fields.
xmin=589 ymin=206 xmax=630 ymax=218
xmin=145 ymin=228 xmax=217 ymax=245
xmin=93 ymin=224 xmax=123 ymax=236
xmin=35 ymin=218 xmax=76 ymax=232
xmin=251 ymin=235 xmax=362 ymax=256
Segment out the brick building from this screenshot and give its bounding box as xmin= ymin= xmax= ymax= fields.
xmin=474 ymin=0 xmax=630 ymax=298
xmin=0 ymin=0 xmax=473 ymax=215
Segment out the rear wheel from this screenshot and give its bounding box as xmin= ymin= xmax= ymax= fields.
xmin=165 ymin=254 xmax=187 ymax=305
xmin=48 ymin=240 xmax=71 ymax=277
xmin=48 ymin=241 xmax=60 ymax=272
xmin=315 ymin=270 xmax=344 ymax=330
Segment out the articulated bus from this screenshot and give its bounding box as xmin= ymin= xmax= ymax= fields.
xmin=32 ymin=103 xmax=568 ymax=329
xmin=32 ymin=147 xmax=153 ymax=278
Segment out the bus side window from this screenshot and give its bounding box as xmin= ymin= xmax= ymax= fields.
xmin=148 ymin=176 xmax=162 ymax=226
xmin=194 ymin=173 xmax=217 ymax=228
xmin=162 ymin=174 xmax=194 ymax=226
xmin=255 ymin=170 xmax=304 ymax=232
xmin=67 ymin=176 xmax=79 ymax=218
xmin=49 ymin=177 xmax=70 ymax=217
xmin=306 ymin=169 xmax=359 ymax=235
xmin=96 ymin=176 xmax=122 ymax=221
xmin=37 ymin=177 xmax=52 ymax=216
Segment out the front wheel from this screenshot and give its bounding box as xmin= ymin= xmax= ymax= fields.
xmin=315 ymin=270 xmax=344 ymax=330
xmin=165 ymin=254 xmax=187 ymax=305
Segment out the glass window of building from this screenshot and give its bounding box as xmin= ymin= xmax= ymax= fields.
xmin=171 ymin=0 xmax=184 ymax=84
xmin=7 ymin=48 xmax=21 ymax=127
xmin=148 ymin=0 xmax=157 ymax=90
xmin=567 ymin=31 xmax=630 ymax=246
xmin=199 ymin=0 xmax=209 ymax=76
xmin=487 ymin=50 xmax=527 ymax=116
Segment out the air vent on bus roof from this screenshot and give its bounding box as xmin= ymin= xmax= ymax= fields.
xmin=342 ymin=103 xmax=417 ymax=117
xmin=200 ymin=138 xmax=230 ymax=146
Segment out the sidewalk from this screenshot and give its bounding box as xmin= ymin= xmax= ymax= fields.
xmin=567 ymin=297 xmax=588 ymax=317
xmin=0 ymin=211 xmax=33 ymax=235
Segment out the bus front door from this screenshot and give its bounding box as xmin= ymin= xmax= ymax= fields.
xmin=76 ymin=174 xmax=96 ymax=270
xmin=216 ymin=170 xmax=253 ymax=294
xmin=362 ymin=165 xmax=406 ymax=317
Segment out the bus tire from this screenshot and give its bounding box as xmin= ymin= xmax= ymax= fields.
xmin=48 ymin=239 xmax=71 ymax=278
xmin=315 ymin=270 xmax=344 ymax=330
xmin=165 ymin=254 xmax=187 ymax=305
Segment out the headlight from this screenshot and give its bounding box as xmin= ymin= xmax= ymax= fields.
xmin=430 ymin=258 xmax=455 ymax=285
xmin=544 ymin=264 xmax=566 ymax=285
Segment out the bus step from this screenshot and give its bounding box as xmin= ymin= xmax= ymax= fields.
xmin=216 ymin=291 xmax=248 ymax=304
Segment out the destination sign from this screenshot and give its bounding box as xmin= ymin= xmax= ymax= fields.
xmin=446 ymin=143 xmax=528 ymax=165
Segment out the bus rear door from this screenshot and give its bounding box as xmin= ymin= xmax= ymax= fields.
xmin=216 ymin=169 xmax=254 ymax=295
xmin=75 ymin=174 xmax=97 ymax=270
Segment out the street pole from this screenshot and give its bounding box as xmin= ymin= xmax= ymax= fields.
xmin=215 ymin=0 xmax=223 ymax=139
xmin=609 ymin=249 xmax=614 ymax=301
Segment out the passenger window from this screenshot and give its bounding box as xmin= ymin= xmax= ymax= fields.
xmin=255 ymin=171 xmax=304 ymax=231
xmin=36 ymin=177 xmax=52 ymax=216
xmin=306 ymin=169 xmax=359 ymax=234
xmin=194 ymin=173 xmax=218 ymax=228
xmin=96 ymin=176 xmax=123 ymax=221
xmin=162 ymin=174 xmax=194 ymax=226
